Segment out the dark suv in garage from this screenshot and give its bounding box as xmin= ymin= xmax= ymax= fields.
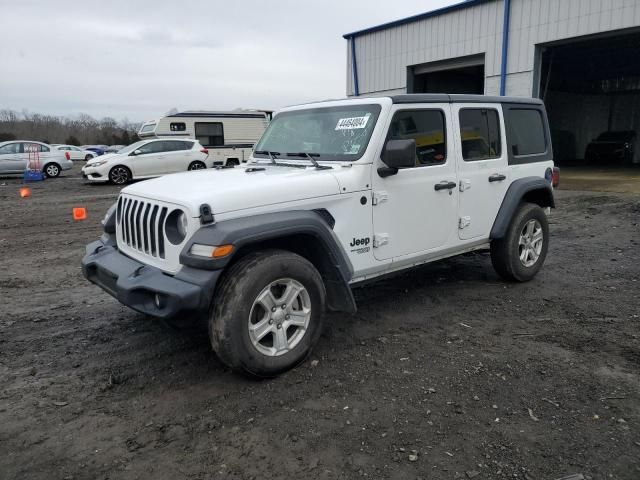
xmin=585 ymin=130 xmax=636 ymax=165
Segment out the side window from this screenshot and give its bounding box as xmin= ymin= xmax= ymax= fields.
xmin=165 ymin=141 xmax=190 ymax=151
xmin=24 ymin=143 xmax=43 ymax=153
xmin=507 ymin=109 xmax=546 ymax=156
xmin=0 ymin=142 xmax=21 ymax=154
xmin=137 ymin=141 xmax=165 ymax=155
xmin=387 ymin=109 xmax=446 ymax=167
xmin=459 ymin=109 xmax=501 ymax=161
xmin=195 ymin=122 xmax=224 ymax=147
xmin=170 ymin=122 xmax=186 ymax=132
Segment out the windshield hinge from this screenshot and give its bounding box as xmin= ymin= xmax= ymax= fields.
xmin=372 ymin=191 xmax=388 ymax=205
xmin=373 ymin=233 xmax=389 ymax=248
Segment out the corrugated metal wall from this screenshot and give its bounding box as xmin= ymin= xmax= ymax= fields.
xmin=347 ymin=0 xmax=640 ymax=97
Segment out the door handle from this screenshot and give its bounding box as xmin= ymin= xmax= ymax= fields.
xmin=434 ymin=181 xmax=457 ymax=191
xmin=489 ymin=174 xmax=506 ymax=182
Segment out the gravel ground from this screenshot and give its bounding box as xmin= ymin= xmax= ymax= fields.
xmin=1 ymin=165 xmax=639 ymax=480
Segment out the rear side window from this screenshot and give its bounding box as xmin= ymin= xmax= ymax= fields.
xmin=507 ymin=109 xmax=546 ymax=156
xmin=387 ymin=109 xmax=446 ymax=167
xmin=166 ymin=140 xmax=193 ymax=151
xmin=195 ymin=122 xmax=224 ymax=147
xmin=170 ymin=122 xmax=186 ymax=132
xmin=459 ymin=109 xmax=501 ymax=161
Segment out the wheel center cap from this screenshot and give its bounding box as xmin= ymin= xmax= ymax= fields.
xmin=272 ymin=309 xmax=285 ymax=322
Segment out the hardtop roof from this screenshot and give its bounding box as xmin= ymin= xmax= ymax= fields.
xmin=390 ymin=94 xmax=544 ymax=105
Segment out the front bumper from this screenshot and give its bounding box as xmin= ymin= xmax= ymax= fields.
xmin=82 ymin=166 xmax=108 ymax=182
xmin=81 ymin=236 xmax=221 ymax=318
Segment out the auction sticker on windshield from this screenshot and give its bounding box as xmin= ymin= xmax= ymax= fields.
xmin=335 ymin=114 xmax=370 ymax=130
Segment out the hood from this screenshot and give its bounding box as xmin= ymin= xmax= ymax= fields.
xmin=121 ymin=165 xmax=342 ymax=216
xmin=86 ymin=153 xmax=121 ymax=165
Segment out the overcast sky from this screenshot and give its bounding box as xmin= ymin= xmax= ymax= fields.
xmin=0 ymin=0 xmax=456 ymax=122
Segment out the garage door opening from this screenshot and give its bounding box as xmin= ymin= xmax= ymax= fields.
xmin=539 ymin=30 xmax=640 ymax=168
xmin=409 ymin=54 xmax=485 ymax=95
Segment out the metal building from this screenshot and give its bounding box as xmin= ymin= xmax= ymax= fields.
xmin=344 ymin=0 xmax=640 ymax=166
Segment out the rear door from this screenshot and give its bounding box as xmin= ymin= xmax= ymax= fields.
xmin=372 ymin=104 xmax=459 ymax=260
xmin=164 ymin=140 xmax=193 ymax=172
xmin=452 ymin=104 xmax=509 ymax=240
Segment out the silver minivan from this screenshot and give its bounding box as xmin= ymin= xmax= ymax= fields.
xmin=0 ymin=140 xmax=73 ymax=177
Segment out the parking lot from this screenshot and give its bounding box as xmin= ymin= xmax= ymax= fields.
xmin=1 ymin=164 xmax=639 ymax=480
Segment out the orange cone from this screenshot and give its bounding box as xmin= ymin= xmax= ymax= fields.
xmin=19 ymin=187 xmax=31 ymax=198
xmin=73 ymin=207 xmax=87 ymax=221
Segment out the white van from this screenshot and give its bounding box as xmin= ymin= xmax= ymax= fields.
xmin=138 ymin=110 xmax=271 ymax=167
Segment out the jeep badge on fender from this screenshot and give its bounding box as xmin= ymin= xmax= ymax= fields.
xmin=82 ymin=94 xmax=555 ymax=378
xmin=350 ymin=237 xmax=370 ymax=247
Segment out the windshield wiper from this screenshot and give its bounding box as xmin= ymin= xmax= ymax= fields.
xmin=254 ymin=150 xmax=280 ymax=165
xmin=285 ymin=152 xmax=332 ymax=170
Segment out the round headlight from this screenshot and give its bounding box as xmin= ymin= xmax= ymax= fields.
xmin=165 ymin=209 xmax=188 ymax=245
xmin=177 ymin=212 xmax=188 ymax=238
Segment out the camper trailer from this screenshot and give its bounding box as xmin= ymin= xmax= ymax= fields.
xmin=138 ymin=110 xmax=271 ymax=166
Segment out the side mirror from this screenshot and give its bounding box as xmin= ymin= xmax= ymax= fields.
xmin=131 ymin=149 xmax=142 ymax=156
xmin=378 ymin=139 xmax=415 ymax=177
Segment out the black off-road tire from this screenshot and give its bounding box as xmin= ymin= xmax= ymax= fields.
xmin=209 ymin=249 xmax=325 ymax=378
xmin=490 ymin=202 xmax=549 ymax=282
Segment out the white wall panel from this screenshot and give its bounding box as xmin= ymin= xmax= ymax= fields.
xmin=347 ymin=0 xmax=640 ymax=97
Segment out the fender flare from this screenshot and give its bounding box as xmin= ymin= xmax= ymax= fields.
xmin=490 ymin=176 xmax=555 ymax=239
xmin=180 ymin=210 xmax=357 ymax=313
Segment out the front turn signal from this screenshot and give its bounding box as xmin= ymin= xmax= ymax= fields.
xmin=190 ymin=243 xmax=234 ymax=258
xmin=212 ymin=244 xmax=234 ymax=258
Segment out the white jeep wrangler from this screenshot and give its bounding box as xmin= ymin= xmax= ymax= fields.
xmin=83 ymin=94 xmax=555 ymax=377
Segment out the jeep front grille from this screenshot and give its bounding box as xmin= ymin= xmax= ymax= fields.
xmin=116 ymin=196 xmax=168 ymax=259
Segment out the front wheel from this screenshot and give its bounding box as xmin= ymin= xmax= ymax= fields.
xmin=491 ymin=202 xmax=549 ymax=282
xmin=209 ymin=249 xmax=325 ymax=378
xmin=109 ymin=165 xmax=131 ymax=185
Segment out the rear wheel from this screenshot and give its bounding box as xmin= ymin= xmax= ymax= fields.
xmin=85 ymin=154 xmax=93 ymax=161
xmin=188 ymin=161 xmax=206 ymax=171
xmin=209 ymin=249 xmax=325 ymax=378
xmin=109 ymin=165 xmax=131 ymax=185
xmin=227 ymin=158 xmax=239 ymax=167
xmin=43 ymin=163 xmax=61 ymax=178
xmin=491 ymin=202 xmax=549 ymax=282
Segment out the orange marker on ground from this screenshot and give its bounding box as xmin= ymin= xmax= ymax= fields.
xmin=73 ymin=207 xmax=87 ymax=221
xmin=19 ymin=187 xmax=31 ymax=198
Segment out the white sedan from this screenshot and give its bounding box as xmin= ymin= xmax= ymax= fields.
xmin=81 ymin=138 xmax=211 ymax=185
xmin=54 ymin=145 xmax=97 ymax=161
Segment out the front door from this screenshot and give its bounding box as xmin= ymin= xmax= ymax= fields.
xmin=129 ymin=140 xmax=165 ymax=176
xmin=452 ymin=105 xmax=509 ymax=240
xmin=0 ymin=142 xmax=25 ymax=173
xmin=372 ymin=104 xmax=459 ymax=261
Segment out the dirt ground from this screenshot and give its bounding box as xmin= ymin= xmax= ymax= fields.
xmin=1 ymin=164 xmax=639 ymax=480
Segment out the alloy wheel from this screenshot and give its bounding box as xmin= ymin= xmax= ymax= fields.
xmin=110 ymin=167 xmax=129 ymax=185
xmin=248 ymin=278 xmax=311 ymax=357
xmin=518 ymin=219 xmax=544 ymax=267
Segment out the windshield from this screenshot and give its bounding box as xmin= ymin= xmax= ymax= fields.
xmin=117 ymin=140 xmax=148 ymax=155
xmin=140 ymin=124 xmax=156 ymax=133
xmin=254 ymin=104 xmax=382 ymax=161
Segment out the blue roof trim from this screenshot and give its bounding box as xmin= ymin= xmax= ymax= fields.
xmin=343 ymin=0 xmax=493 ymax=39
